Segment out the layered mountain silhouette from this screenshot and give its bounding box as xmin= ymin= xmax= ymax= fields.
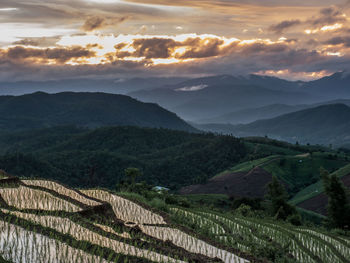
xmin=129 ymin=75 xmax=318 ymax=120
xmin=195 ymin=104 xmax=350 ymax=146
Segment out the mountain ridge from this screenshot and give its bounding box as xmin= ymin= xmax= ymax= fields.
xmin=0 ymin=91 xmax=196 ymax=132
xmin=194 ymin=103 xmax=350 ymax=146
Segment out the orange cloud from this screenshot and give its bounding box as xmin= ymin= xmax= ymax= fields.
xmin=112 ymin=35 xmax=290 ymax=62
xmin=2 ymin=46 xmax=96 ymax=64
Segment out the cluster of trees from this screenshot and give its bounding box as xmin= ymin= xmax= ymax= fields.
xmin=265 ymin=176 xmax=302 ymax=225
xmin=321 ymin=168 xmax=350 ymax=229
xmin=263 ymin=169 xmax=350 ymax=229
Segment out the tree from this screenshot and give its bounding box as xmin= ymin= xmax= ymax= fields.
xmin=124 ymin=167 xmax=142 ymax=186
xmin=322 ymin=169 xmax=350 ymax=229
xmin=265 ymin=176 xmax=298 ymax=221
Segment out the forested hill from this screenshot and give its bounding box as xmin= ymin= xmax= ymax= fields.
xmin=0 ymin=92 xmax=196 ymax=132
xmin=0 ymin=126 xmax=248 ymax=189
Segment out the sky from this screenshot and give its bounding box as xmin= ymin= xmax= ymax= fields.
xmin=1 ymin=0 xmax=350 ymax=81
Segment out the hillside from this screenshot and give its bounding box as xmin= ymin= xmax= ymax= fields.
xmin=1 ymin=176 xmax=349 ymax=262
xmin=195 ymin=104 xmax=350 ymax=146
xmin=179 ymin=152 xmax=349 ymax=198
xmin=1 ymin=125 xmax=341 ymax=195
xmin=290 ymin=164 xmax=350 ymax=215
xmin=0 ymin=126 xmax=248 ymax=189
xmin=0 ymin=92 xmax=196 ymax=132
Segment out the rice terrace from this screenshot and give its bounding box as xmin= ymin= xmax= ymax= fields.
xmin=2 ymin=0 xmax=350 ymax=262
xmin=0 ymin=172 xmax=349 ymax=263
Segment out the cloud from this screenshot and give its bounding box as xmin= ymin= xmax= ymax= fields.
xmin=114 ymin=36 xmax=232 ymax=60
xmin=131 ymin=38 xmax=178 ymax=59
xmin=307 ymin=6 xmax=346 ymax=26
xmin=12 ymin=36 xmax=61 ymax=47
xmin=267 ymin=5 xmax=347 ymax=35
xmin=269 ymin=20 xmax=301 ymax=34
xmin=175 ymin=84 xmax=208 ymax=91
xmin=324 ymin=36 xmax=350 ymax=47
xmin=81 ymin=16 xmax=129 ymax=32
xmin=0 ymin=0 xmax=349 ymax=81
xmin=2 ymin=46 xmax=96 ymax=63
xmin=177 ymin=37 xmax=227 ymax=59
xmin=82 ymin=16 xmax=106 ymax=32
xmin=114 ymin=35 xmax=238 ymax=60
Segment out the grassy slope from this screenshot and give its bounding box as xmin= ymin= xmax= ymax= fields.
xmin=290 ymin=163 xmax=350 ymax=205
xmin=213 ymin=151 xmax=348 ymax=196
xmin=261 ymin=152 xmax=348 ymax=190
xmin=214 ymin=155 xmax=280 ymax=178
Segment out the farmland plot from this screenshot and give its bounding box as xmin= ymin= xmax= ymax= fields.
xmin=0 ymin=186 xmax=81 ymax=212
xmin=23 ymin=180 xmax=101 ymax=206
xmin=81 ymin=189 xmax=250 ymax=262
xmin=81 ymin=189 xmax=166 ymax=224
xmin=171 ymin=208 xmax=350 ymax=263
xmin=1 ymin=209 xmax=184 ymax=263
xmin=0 ymin=220 xmax=110 ymax=263
xmin=139 ymin=225 xmax=249 ymax=263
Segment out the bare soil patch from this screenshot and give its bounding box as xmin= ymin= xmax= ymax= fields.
xmin=179 ymin=167 xmax=273 ymax=198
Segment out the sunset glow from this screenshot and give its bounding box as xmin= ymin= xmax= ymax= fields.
xmin=0 ymin=0 xmax=349 ymax=80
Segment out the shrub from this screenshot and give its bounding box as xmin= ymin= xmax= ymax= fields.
xmin=287 ymin=213 xmax=302 ymax=226
xmin=149 ymin=198 xmax=169 ymax=212
xmin=235 ymin=204 xmax=254 ymax=217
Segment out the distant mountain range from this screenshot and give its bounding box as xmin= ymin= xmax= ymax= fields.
xmin=0 ymin=77 xmax=188 ymax=96
xmin=196 ymin=99 xmax=350 ymax=124
xmin=196 ymin=104 xmax=309 ymax=124
xmin=302 ymin=71 xmax=350 ymax=99
xmin=129 ymin=72 xmax=350 ymax=121
xmin=129 ymin=75 xmax=319 ymax=120
xmin=0 ymin=92 xmax=196 ymax=132
xmin=2 ymin=72 xmax=350 ymax=123
xmin=195 ymin=104 xmax=350 ymax=146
